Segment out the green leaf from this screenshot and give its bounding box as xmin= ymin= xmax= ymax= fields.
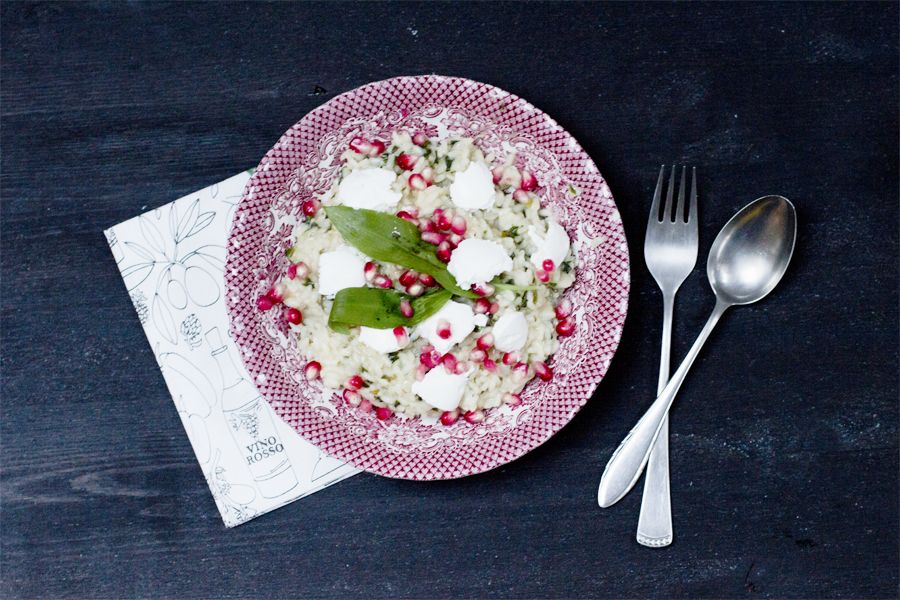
xmin=328 ymin=288 xmax=452 ymax=332
xmin=324 ymin=206 xmax=475 ymax=298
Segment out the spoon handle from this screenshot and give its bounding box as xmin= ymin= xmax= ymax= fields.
xmin=598 ymin=301 xmax=729 ymax=508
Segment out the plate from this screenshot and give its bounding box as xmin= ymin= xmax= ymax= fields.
xmin=224 ymin=75 xmax=629 ymax=480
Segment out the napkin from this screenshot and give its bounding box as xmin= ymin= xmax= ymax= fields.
xmin=105 ymin=170 xmax=359 ymax=527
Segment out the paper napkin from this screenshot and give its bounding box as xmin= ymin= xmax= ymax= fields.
xmin=105 ymin=171 xmax=359 ymax=527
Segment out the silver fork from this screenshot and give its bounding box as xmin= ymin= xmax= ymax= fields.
xmin=636 ymin=165 xmax=698 ymax=548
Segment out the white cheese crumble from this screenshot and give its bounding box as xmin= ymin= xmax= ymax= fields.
xmin=411 ymin=367 xmax=470 ymax=411
xmin=336 ymin=168 xmax=402 ymax=212
xmin=358 ymin=326 xmax=408 ymax=353
xmin=449 ymin=161 xmax=496 ymax=210
xmin=528 ymin=220 xmax=570 ymax=269
xmin=447 ymin=238 xmax=512 ymax=290
xmin=317 ymin=245 xmax=367 ymax=297
xmin=491 ymin=311 xmax=529 ymax=352
xmin=415 ymin=300 xmax=476 ymax=354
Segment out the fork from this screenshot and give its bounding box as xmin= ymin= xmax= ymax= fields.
xmin=636 ymin=165 xmax=698 ymax=548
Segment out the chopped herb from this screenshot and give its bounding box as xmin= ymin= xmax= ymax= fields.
xmin=561 ymin=261 xmax=572 ymax=273
xmin=444 ymin=156 xmax=453 ymax=171
xmin=388 ymin=351 xmax=400 ymax=363
xmin=567 ymin=184 xmax=578 ymax=197
xmin=285 ymin=247 xmax=295 ymax=259
xmin=507 ymin=225 xmax=520 ymax=238
xmin=517 ymin=294 xmax=528 ymax=309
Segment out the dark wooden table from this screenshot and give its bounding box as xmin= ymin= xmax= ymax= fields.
xmin=2 ymin=2 xmax=897 ymax=598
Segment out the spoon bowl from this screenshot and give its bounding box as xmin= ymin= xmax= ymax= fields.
xmin=708 ymin=195 xmax=797 ymax=306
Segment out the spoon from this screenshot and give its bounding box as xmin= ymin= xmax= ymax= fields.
xmin=598 ymin=195 xmax=797 ymax=508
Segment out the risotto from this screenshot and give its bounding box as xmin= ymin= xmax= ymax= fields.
xmin=257 ymin=131 xmax=577 ymax=423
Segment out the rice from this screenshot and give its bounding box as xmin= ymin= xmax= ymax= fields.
xmin=276 ymin=131 xmax=575 ymax=418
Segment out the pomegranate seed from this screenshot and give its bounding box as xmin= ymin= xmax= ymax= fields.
xmin=454 ymin=361 xmax=469 ymax=375
xmin=471 ymin=283 xmax=495 ymax=297
xmin=483 ymin=358 xmax=498 ymax=372
xmin=399 ymin=270 xmax=418 ymax=287
xmin=502 ymin=351 xmax=521 ymax=366
xmin=489 ymin=302 xmax=500 ymax=314
xmin=450 ymin=215 xmax=468 ymax=235
xmin=301 ymin=199 xmax=319 ymax=217
xmin=349 ymin=137 xmax=371 ymax=155
xmin=464 ymin=409 xmax=485 ymax=424
xmin=406 ymin=282 xmax=425 ymax=296
xmin=436 ymin=241 xmax=453 ymax=263
xmin=286 ymin=263 xmax=298 ymax=279
xmin=419 ymin=218 xmax=437 ymax=233
xmin=520 ymin=170 xmax=538 ymax=191
xmin=373 ymin=274 xmax=393 ymax=289
xmin=512 ymin=362 xmax=529 ymax=379
xmin=421 ymin=167 xmax=435 ymax=183
xmin=257 ymin=295 xmax=274 ymax=311
xmin=436 ymin=319 xmax=452 ymax=339
xmin=435 ymin=211 xmax=452 ymax=231
xmin=474 ymin=298 xmax=491 ymax=314
xmin=364 ymin=261 xmax=378 ymax=282
xmin=491 ymin=165 xmax=504 ymax=184
xmin=555 ymin=299 xmax=573 ymax=319
xmin=447 ymin=233 xmax=464 ymax=247
xmin=533 ymin=361 xmax=553 ymax=381
xmin=408 ymin=173 xmax=429 ymax=190
xmin=504 ymin=392 xmax=522 ymax=407
xmin=393 ymin=326 xmax=409 ymax=345
xmin=358 ymin=398 xmax=374 ymax=413
xmin=421 ymin=231 xmax=446 ymax=245
xmin=304 ymin=361 xmax=321 ymax=381
xmin=476 ymin=333 xmax=494 ymax=351
xmin=536 ymin=269 xmax=550 ymax=283
xmin=420 ymin=346 xmax=441 ymax=368
xmin=343 ymin=389 xmax=361 ymax=406
xmin=266 ymin=286 xmax=284 ymax=303
xmin=543 ymin=259 xmax=556 ymax=272
xmin=399 ymin=300 xmax=414 ymax=318
xmin=513 ymin=189 xmax=530 ymax=203
xmin=441 ymin=352 xmax=458 ymax=373
xmin=368 ymin=139 xmax=386 ymax=156
xmin=419 ymin=273 xmax=436 ymax=286
xmin=396 ymin=153 xmax=419 ymax=170
xmin=412 ymin=132 xmax=428 ymax=146
xmin=415 ymin=364 xmax=427 ymax=381
xmin=440 ymin=409 xmax=460 ymax=426
xmin=347 ymin=375 xmax=365 ymax=390
xmin=396 ymin=210 xmax=418 ymax=224
xmin=285 ymin=307 xmax=303 ymax=325
xmin=556 ymin=318 xmax=575 ymax=337
xmin=469 ymin=349 xmax=486 ymax=363
xmin=375 ymin=406 xmax=393 ymax=420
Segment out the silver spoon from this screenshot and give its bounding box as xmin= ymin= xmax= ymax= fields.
xmin=598 ymin=195 xmax=797 ymax=508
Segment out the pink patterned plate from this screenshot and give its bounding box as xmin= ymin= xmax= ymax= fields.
xmin=225 ymin=75 xmax=629 ymax=480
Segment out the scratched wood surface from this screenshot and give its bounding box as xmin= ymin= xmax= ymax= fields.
xmin=1 ymin=2 xmax=897 ymax=598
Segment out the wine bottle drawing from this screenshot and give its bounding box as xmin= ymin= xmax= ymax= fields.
xmin=206 ymin=327 xmax=298 ymax=498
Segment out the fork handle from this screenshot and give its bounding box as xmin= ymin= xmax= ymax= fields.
xmin=636 ymin=293 xmax=674 ymax=547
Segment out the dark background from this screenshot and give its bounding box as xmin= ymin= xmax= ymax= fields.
xmin=2 ymin=2 xmax=897 ymax=598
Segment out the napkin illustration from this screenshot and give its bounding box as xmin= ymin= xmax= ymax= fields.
xmin=105 ymin=170 xmax=359 ymax=527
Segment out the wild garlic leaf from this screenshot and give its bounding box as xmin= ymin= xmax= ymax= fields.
xmin=324 ymin=206 xmax=475 ymax=298
xmin=328 ymin=288 xmax=452 ymax=332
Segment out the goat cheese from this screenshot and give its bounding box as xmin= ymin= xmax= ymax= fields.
xmin=317 ymin=245 xmax=367 ymax=297
xmin=411 ymin=367 xmax=470 ymax=411
xmin=492 ymin=311 xmax=529 ymax=352
xmin=447 ymin=238 xmax=512 ymax=289
xmin=449 ymin=161 xmax=495 ymax=210
xmin=336 ymin=168 xmax=402 ymax=211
